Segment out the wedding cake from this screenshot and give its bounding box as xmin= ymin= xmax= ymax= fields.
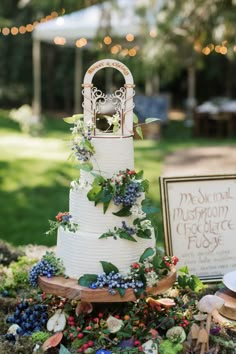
xmin=56 ymin=59 xmax=156 ymax=280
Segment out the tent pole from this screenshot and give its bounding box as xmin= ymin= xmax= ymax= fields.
xmin=74 ymin=47 xmax=83 ymax=113
xmin=32 ymin=39 xmax=41 ymax=120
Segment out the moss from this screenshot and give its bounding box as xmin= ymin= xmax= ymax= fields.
xmin=0 ymin=241 xmax=24 ymax=266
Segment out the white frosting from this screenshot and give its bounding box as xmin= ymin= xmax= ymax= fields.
xmin=56 ymin=134 xmax=157 ymax=279
xmin=69 ymin=187 xmax=141 ymax=233
xmin=56 ymin=227 xmax=156 ymax=279
xmin=81 ymin=136 xmax=134 ymax=183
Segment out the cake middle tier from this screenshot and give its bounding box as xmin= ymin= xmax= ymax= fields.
xmin=69 ymin=186 xmax=141 ymax=233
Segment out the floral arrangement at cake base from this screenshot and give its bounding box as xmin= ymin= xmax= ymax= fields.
xmin=1 ymin=249 xmax=236 ymax=354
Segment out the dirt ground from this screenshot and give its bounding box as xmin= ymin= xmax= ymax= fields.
xmin=161 ymin=145 xmax=236 ymax=177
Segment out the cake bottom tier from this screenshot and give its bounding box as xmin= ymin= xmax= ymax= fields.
xmin=56 ymin=227 xmax=156 ymax=279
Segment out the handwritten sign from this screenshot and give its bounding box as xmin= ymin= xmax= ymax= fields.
xmin=160 ymin=175 xmax=236 ymax=281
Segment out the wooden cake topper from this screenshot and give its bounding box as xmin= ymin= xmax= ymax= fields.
xmin=82 ymin=59 xmax=135 ymax=137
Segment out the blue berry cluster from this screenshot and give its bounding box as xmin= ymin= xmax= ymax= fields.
xmin=6 ymin=301 xmax=48 ymax=339
xmin=71 ymin=126 xmax=93 ymax=162
xmin=121 ymin=221 xmax=136 ymax=235
xmin=89 ymin=271 xmax=144 ymax=295
xmin=29 ymin=260 xmax=57 ymax=287
xmin=113 ymin=182 xmax=141 ymax=206
xmin=61 ymin=213 xmax=72 ymax=222
xmin=72 ymin=144 xmax=92 ymax=162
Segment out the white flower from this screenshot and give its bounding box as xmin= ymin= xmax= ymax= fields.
xmin=107 ymin=113 xmax=120 ymax=127
xmin=106 ymin=315 xmax=123 ymax=333
xmin=140 ymin=219 xmax=152 ymax=229
xmin=146 ymin=270 xmax=159 ymax=287
xmin=130 ymin=204 xmax=146 ymax=218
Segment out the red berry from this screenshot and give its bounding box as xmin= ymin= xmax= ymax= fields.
xmin=77 ymin=333 xmax=84 ymax=339
xmin=77 ymin=327 xmax=81 ymax=331
xmin=98 ymin=312 xmax=103 ymax=318
xmin=83 ymin=343 xmax=89 ymax=350
xmin=85 ymin=325 xmax=92 ymax=330
xmin=134 ymin=340 xmax=141 ymax=346
xmin=87 ymin=340 xmax=94 ymax=347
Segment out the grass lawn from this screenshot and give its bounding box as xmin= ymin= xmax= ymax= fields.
xmin=1 ymin=109 xmax=235 ymax=248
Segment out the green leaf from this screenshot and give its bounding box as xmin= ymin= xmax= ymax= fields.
xmin=136 ymin=229 xmax=151 ymax=239
xmin=59 ymin=344 xmax=71 ymax=354
xmin=141 ymin=179 xmax=149 ymax=192
xmin=139 ymin=247 xmax=155 ymax=262
xmin=191 ymin=275 xmax=205 ymax=292
xmin=63 ymin=114 xmax=84 ymax=123
xmin=133 ymin=113 xmax=139 ymax=124
xmin=117 ymin=287 xmax=126 ymax=298
xmin=63 ymin=117 xmax=75 ymax=124
xmin=135 ymin=126 xmax=143 ymax=139
xmin=145 ymin=118 xmax=160 ymax=124
xmin=134 ymin=288 xmax=145 ymax=299
xmin=99 ymin=231 xmax=114 ymax=239
xmin=77 ymin=162 xmax=93 ymax=172
xmin=119 ymin=231 xmax=137 ymax=242
xmin=152 ymin=254 xmax=162 ymax=271
xmin=100 ymin=261 xmax=119 ymax=274
xmin=84 ymin=139 xmax=95 ymax=153
xmin=178 ymin=265 xmax=189 ymax=274
xmin=87 ymin=185 xmax=102 ymax=202
xmin=135 ymin=170 xmax=144 ymax=180
xmin=113 ymin=206 xmax=132 ymax=217
xmin=78 ymin=274 xmax=98 ymax=286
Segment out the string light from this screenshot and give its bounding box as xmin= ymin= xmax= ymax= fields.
xmin=202 ymin=47 xmax=210 ymax=55
xmin=149 ymin=28 xmax=157 ymax=38
xmin=111 ymin=45 xmax=120 ymax=54
xmin=126 ymin=33 xmax=134 ymax=42
xmin=128 ymin=48 xmax=137 ymax=56
xmin=75 ymin=37 xmax=87 ymax=48
xmin=1 ymin=11 xmax=234 ymax=58
xmin=103 ymin=36 xmax=112 ymax=45
xmin=0 ymin=11 xmax=59 ymax=36
xmin=54 ymin=36 xmax=66 ymax=45
xmin=220 ymin=46 xmax=227 ymax=54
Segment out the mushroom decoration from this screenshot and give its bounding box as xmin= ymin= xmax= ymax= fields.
xmin=197 ymin=295 xmax=225 ymax=352
xmin=197 ymin=295 xmax=224 ymax=334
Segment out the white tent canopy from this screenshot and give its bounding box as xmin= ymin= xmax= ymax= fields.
xmin=32 ymin=0 xmax=158 ymax=117
xmin=33 ymin=1 xmax=142 ymax=45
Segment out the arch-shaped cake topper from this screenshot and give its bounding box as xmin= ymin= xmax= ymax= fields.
xmin=82 ymin=59 xmax=135 ymax=137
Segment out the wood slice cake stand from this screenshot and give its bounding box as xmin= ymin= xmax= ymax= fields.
xmin=38 ymin=269 xmax=176 ymax=302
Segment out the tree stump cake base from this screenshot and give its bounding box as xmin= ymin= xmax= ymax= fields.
xmin=38 ymin=269 xmax=176 ymax=302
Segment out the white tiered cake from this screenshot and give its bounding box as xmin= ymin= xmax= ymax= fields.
xmin=56 ymin=59 xmax=156 ymax=279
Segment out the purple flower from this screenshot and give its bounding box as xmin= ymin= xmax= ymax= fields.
xmin=119 ymin=338 xmax=134 ymax=349
xmin=210 ymin=326 xmax=221 ymax=335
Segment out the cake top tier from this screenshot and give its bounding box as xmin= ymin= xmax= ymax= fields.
xmin=82 ymin=59 xmax=135 ymax=137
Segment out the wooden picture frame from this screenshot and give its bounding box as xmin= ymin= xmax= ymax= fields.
xmin=159 ymin=174 xmax=236 ymax=281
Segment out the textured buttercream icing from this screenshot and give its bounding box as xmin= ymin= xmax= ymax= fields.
xmin=80 ymin=136 xmax=134 ymax=183
xmin=56 ymin=134 xmax=156 ymax=278
xmin=57 ymin=227 xmax=156 ymax=279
